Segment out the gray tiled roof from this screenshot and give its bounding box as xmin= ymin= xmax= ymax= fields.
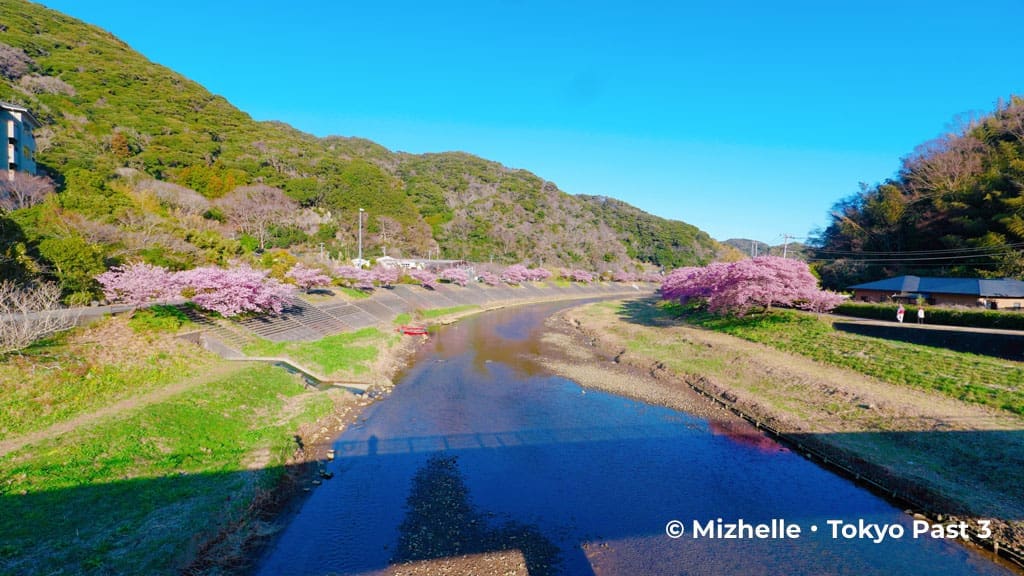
xmin=849 ymin=276 xmax=1024 ymax=297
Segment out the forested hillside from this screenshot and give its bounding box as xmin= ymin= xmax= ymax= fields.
xmin=723 ymin=238 xmax=807 ymax=260
xmin=0 ymin=0 xmax=725 ymax=302
xmin=813 ymin=96 xmax=1024 ymax=289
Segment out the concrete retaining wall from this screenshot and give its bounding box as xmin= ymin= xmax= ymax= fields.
xmin=234 ymin=281 xmax=655 ymax=342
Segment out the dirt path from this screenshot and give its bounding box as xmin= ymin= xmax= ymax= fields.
xmin=0 ymin=361 xmax=252 ymax=457
xmin=541 ymin=300 xmax=1024 ymax=554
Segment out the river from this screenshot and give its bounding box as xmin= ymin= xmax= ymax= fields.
xmin=255 ymin=300 xmax=1015 ymax=575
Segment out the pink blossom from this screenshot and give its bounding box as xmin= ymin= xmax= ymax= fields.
xmin=479 ymin=272 xmax=500 ymax=286
xmin=96 ymin=262 xmax=181 ymax=305
xmin=285 ymin=263 xmax=331 ymax=292
xmin=176 ymin=265 xmax=294 ymax=316
xmin=500 ymin=264 xmax=529 ymax=285
xmin=661 ymin=256 xmax=843 ymax=316
xmin=335 ymin=265 xmax=373 ymax=289
xmin=566 ymin=269 xmax=595 ymax=283
xmin=409 ymin=269 xmax=439 ymax=290
xmin=500 ymin=264 xmax=551 ymax=283
xmin=370 ymin=266 xmax=400 ymax=288
xmin=524 ymin=267 xmax=551 ymax=281
xmin=612 ymin=271 xmax=639 ymax=283
xmin=439 ymin=267 xmax=469 ymax=287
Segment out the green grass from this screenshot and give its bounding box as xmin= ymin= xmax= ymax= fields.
xmin=0 ymin=317 xmax=216 ymax=439
xmin=0 ymin=363 xmax=332 ymax=575
xmin=337 ymin=286 xmax=371 ymax=299
xmin=127 ymin=305 xmax=193 ymax=333
xmin=242 ymin=327 xmax=394 ymax=376
xmin=393 ymin=312 xmax=412 ymax=325
xmin=420 ymin=304 xmax=479 ymax=319
xmin=667 ymin=306 xmax=1024 ymax=415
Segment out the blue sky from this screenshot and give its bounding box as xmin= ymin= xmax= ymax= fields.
xmin=37 ymin=0 xmax=1024 ymax=244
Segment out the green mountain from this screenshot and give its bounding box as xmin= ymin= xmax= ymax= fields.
xmin=0 ymin=0 xmax=726 ymax=301
xmin=722 ymin=238 xmax=807 ymax=260
xmin=813 ymin=96 xmax=1024 ymax=289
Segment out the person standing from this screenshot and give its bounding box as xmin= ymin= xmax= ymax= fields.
xmin=896 ymin=304 xmax=905 ymax=323
xmin=917 ymin=306 xmax=925 ymax=324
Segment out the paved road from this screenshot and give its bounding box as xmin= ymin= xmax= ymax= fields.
xmin=829 ymin=313 xmax=1024 ymax=337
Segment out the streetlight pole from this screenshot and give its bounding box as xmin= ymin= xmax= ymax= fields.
xmin=357 ymin=208 xmax=365 ymax=264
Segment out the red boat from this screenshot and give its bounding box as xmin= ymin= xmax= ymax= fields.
xmin=396 ymin=325 xmax=429 ymax=336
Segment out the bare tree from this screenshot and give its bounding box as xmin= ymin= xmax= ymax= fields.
xmin=0 ymin=280 xmax=79 ymax=354
xmin=116 ymin=209 xmax=165 ymax=246
xmin=0 ymin=42 xmax=32 ymax=80
xmin=996 ymin=98 xmax=1024 ymax=142
xmin=18 ymin=74 xmax=76 ymax=96
xmin=217 ymin=184 xmax=297 ymax=250
xmin=139 ymin=179 xmax=211 ymax=216
xmin=376 ymin=215 xmax=402 ymax=248
xmin=0 ymin=172 xmax=55 ymax=212
xmin=901 ymin=134 xmax=985 ymax=197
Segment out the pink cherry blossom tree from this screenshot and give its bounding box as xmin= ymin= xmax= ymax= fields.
xmin=479 ymin=272 xmax=500 ymax=286
xmin=409 ymin=269 xmax=439 ymax=290
xmin=661 ymin=256 xmax=843 ymax=316
xmin=800 ymin=289 xmax=847 ymax=314
xmin=524 ymin=267 xmax=551 ymax=282
xmin=612 ymin=271 xmax=639 ymax=283
xmin=500 ymin=264 xmax=529 ymax=285
xmin=285 ymin=263 xmax=331 ymax=293
xmin=566 ymin=269 xmax=595 ymax=283
xmin=96 ymin=262 xmax=181 ymax=306
xmin=334 ymin=265 xmax=373 ymax=289
xmin=176 ymin=265 xmax=294 ymax=316
xmin=370 ymin=266 xmax=400 ymax=288
xmin=439 ymin=267 xmax=469 ymax=287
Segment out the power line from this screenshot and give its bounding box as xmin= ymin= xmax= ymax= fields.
xmin=805 ymin=259 xmax=1002 ymax=268
xmin=810 ymin=242 xmax=1024 ymax=257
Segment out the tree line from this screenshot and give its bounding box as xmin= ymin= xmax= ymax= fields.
xmin=813 ymin=96 xmax=1024 ymax=289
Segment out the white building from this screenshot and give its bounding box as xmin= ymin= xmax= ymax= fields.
xmin=1 ymin=102 xmax=39 ymax=179
xmin=375 ymin=256 xmax=469 ymax=271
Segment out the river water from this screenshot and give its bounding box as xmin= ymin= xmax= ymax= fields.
xmin=255 ymin=301 xmax=1015 ymax=576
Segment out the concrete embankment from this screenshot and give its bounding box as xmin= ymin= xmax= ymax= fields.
xmin=203 ymin=281 xmax=654 ymax=348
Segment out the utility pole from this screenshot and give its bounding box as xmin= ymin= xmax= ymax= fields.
xmin=782 ymin=233 xmax=793 ymax=258
xmin=357 ymin=207 xmax=365 ymax=264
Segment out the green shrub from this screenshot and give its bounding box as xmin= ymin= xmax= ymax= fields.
xmin=835 ymin=302 xmax=1024 ymax=330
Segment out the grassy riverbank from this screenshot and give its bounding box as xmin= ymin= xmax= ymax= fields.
xmin=0 ymin=314 xmax=411 ymax=575
xmin=673 ymin=304 xmax=1024 ymax=415
xmin=0 ymin=361 xmax=337 ymax=575
xmin=243 ymin=327 xmax=396 ymax=379
xmin=543 ymin=299 xmax=1024 ymax=556
xmin=0 ymin=315 xmax=217 ymax=438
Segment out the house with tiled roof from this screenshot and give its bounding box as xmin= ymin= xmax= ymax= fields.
xmin=848 ymin=275 xmax=1024 ymax=310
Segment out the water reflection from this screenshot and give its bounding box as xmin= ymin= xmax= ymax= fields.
xmin=255 ymin=301 xmax=1016 ymax=576
xmin=708 ymin=420 xmax=789 ymax=454
xmin=432 ymin=304 xmax=551 ymax=378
